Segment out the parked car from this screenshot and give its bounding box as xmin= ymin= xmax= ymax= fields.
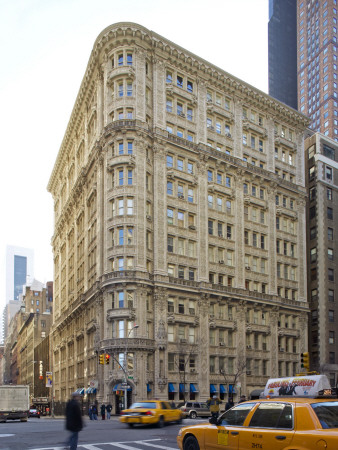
xmin=177 ymin=397 xmax=338 ymax=449
xmin=177 ymin=401 xmax=211 ymax=419
xmin=28 ymin=408 xmax=40 ymax=418
xmin=120 ymin=400 xmax=183 ymax=427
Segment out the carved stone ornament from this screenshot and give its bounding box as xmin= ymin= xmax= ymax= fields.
xmin=157 ymin=377 xmax=167 ymax=392
xmin=156 ymin=320 xmax=167 ymax=350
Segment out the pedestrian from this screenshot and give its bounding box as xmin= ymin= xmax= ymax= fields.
xmin=225 ymin=397 xmax=234 ymax=411
xmin=92 ymin=404 xmax=98 ymax=420
xmin=88 ymin=405 xmax=93 ymax=420
xmin=106 ymin=403 xmax=112 ymax=419
xmin=65 ymin=393 xmax=83 ymax=450
xmin=170 ymin=401 xmax=176 ymax=409
xmin=207 ymin=395 xmax=222 ymax=419
xmin=101 ymin=403 xmax=106 ymax=420
xmin=238 ymin=395 xmax=247 ymax=403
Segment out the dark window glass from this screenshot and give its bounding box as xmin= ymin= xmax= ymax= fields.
xmin=249 ymin=403 xmax=293 ymax=429
xmin=219 ymin=403 xmax=256 ymax=426
xmin=312 ymin=402 xmax=338 ymax=429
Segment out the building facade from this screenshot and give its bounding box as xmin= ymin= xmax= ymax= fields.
xmin=268 ymin=0 xmax=298 ymax=109
xmin=297 ymin=0 xmax=338 ymax=140
xmin=305 ymin=133 xmax=338 ymax=384
xmin=48 ymin=22 xmax=310 ymax=413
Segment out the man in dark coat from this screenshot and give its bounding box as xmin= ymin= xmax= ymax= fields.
xmin=100 ymin=403 xmax=106 ymax=420
xmin=106 ymin=403 xmax=112 ymax=419
xmin=65 ymin=393 xmax=83 ymax=450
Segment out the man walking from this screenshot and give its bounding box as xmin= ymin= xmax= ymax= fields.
xmin=65 ymin=393 xmax=83 ymax=450
xmin=106 ymin=403 xmax=112 ymax=419
xmin=207 ymin=395 xmax=222 ymax=419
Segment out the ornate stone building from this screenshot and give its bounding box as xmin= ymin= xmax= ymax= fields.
xmin=48 ymin=22 xmax=310 ymax=413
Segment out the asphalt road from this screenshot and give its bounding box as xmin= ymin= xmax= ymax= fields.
xmin=0 ymin=416 xmax=202 ymax=449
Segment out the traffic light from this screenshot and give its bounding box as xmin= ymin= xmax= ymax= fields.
xmin=99 ymin=354 xmax=105 ymax=365
xmin=105 ymin=354 xmax=110 ymax=365
xmin=301 ymin=352 xmax=310 ymax=371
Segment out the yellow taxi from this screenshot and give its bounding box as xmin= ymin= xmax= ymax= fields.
xmin=177 ymin=397 xmax=338 ymax=449
xmin=120 ymin=400 xmax=183 ymax=428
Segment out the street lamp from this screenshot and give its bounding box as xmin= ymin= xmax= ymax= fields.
xmin=124 ymin=324 xmax=139 ymax=410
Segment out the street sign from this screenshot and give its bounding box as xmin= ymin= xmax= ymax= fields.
xmin=121 ymin=383 xmax=129 ymax=388
xmin=128 ymin=376 xmax=133 ymax=380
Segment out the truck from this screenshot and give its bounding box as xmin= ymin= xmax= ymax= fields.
xmin=0 ymin=385 xmax=30 ymax=423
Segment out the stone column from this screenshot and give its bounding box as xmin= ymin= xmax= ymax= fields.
xmin=197 ymin=155 xmax=209 ymax=282
xmin=234 ymin=169 xmax=245 ymax=289
xmin=267 ymin=182 xmax=278 ymax=295
xmin=198 ymin=294 xmax=210 ymax=399
xmin=153 ymin=287 xmax=168 ymax=399
xmin=269 ymin=307 xmax=279 ymax=377
xmin=153 ymin=143 xmax=169 ymax=277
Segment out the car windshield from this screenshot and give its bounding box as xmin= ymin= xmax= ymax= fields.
xmin=129 ymin=402 xmax=157 ymax=409
xmin=219 ymin=403 xmax=256 ymax=426
xmin=311 ymin=402 xmax=338 ymax=429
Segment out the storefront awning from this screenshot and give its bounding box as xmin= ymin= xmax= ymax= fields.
xmin=74 ymin=388 xmax=85 ymax=395
xmin=210 ymin=384 xmax=218 ymax=393
xmin=168 ymin=383 xmax=177 ymax=392
xmin=113 ymin=383 xmax=131 ymax=391
xmin=228 ymin=384 xmax=237 ymax=394
xmin=190 ymin=383 xmax=199 ymax=393
xmin=220 ymin=384 xmax=227 ymax=394
xmin=86 ymin=388 xmax=97 ymax=394
xmin=179 ymin=383 xmax=189 ymax=393
xmin=147 ymin=383 xmax=152 ymax=392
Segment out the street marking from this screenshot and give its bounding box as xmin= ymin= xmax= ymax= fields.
xmin=0 ymin=434 xmax=15 ymax=437
xmin=139 ymin=441 xmax=176 ymax=449
xmin=31 ymin=439 xmax=178 ymax=450
xmin=81 ymin=446 xmax=105 ymax=449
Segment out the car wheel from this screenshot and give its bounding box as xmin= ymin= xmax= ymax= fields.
xmin=128 ymin=423 xmax=134 ymax=428
xmin=157 ymin=416 xmax=164 ymax=428
xmin=189 ymin=411 xmax=197 ymax=419
xmin=177 ymin=415 xmax=183 ymax=424
xmin=183 ymin=435 xmax=200 ymax=450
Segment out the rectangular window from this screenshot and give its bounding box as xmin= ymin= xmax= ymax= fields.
xmin=167 ymin=208 xmax=173 ymax=225
xmin=167 ymin=182 xmax=173 ymax=195
xmin=208 ymin=220 xmax=213 ymax=235
xmin=118 ymin=199 xmax=124 ymax=215
xmin=167 ymin=155 xmax=173 ymax=168
xmin=167 ymin=236 xmax=174 ymax=253
xmin=128 ymin=170 xmax=133 ymax=185
xmin=127 ymin=198 xmax=133 ymax=215
xmin=118 ymin=228 xmax=124 ymax=245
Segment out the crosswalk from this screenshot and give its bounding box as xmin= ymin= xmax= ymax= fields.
xmin=32 ymin=439 xmax=178 ymax=450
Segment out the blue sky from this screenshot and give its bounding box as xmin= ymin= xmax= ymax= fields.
xmin=0 ymin=0 xmax=268 ymax=314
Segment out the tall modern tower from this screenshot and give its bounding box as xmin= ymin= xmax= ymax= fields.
xmin=297 ymin=1 xmax=338 ymax=140
xmin=5 ymin=246 xmax=34 ymax=303
xmin=268 ymin=0 xmax=298 ymax=109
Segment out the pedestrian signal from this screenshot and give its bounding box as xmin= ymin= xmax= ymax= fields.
xmin=99 ymin=354 xmax=105 ymax=365
xmin=105 ymin=354 xmax=110 ymax=365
